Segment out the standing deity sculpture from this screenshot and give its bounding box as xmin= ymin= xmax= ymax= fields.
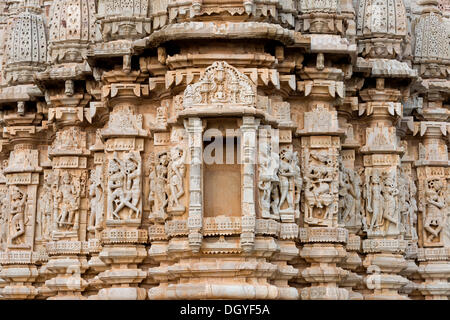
xmin=55 ymin=172 xmax=81 ymax=231
xmin=167 ymin=146 xmax=186 ymax=214
xmin=364 ymin=169 xmax=400 ymax=235
xmin=148 ymin=151 xmax=169 ymax=222
xmin=148 ymin=166 xmax=156 ymax=215
xmin=88 ymin=167 xmax=104 ymax=232
xmin=258 ymin=138 xmax=279 ymax=219
xmin=365 ymin=170 xmax=383 ymax=232
xmin=381 ymin=170 xmax=400 ymax=234
xmin=278 ymin=148 xmax=295 ymax=214
xmin=38 ymin=171 xmax=56 ymax=240
xmin=8 ymin=186 xmax=27 ymax=245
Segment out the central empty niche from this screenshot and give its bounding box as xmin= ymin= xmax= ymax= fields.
xmin=203 ymin=120 xmax=241 ymax=218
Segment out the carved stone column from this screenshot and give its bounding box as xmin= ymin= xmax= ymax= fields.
xmin=84 ymin=133 xmax=108 ymax=297
xmin=397 ymin=118 xmax=421 ymax=297
xmin=296 ymin=54 xmax=350 ymax=300
xmin=415 ymin=118 xmax=450 ymax=299
xmin=338 ymin=87 xmax=365 ymax=300
xmin=93 ymin=71 xmax=148 ymax=300
xmin=0 ymin=112 xmax=44 ymax=299
xmin=359 ymin=79 xmax=410 ymax=299
xmin=355 ymin=0 xmax=419 ymax=299
xmin=42 ymin=92 xmax=92 ymax=300
xmin=184 ymin=117 xmax=204 ymax=253
xmin=412 ymin=0 xmax=450 ymax=300
xmin=240 ymin=116 xmax=258 ymax=252
xmin=0 ymin=0 xmax=48 ymax=299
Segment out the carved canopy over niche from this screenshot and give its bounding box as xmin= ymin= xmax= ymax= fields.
xmin=183 ymin=61 xmax=256 ymax=109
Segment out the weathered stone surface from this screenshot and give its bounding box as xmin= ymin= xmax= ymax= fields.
xmin=0 ymin=0 xmax=448 ymax=300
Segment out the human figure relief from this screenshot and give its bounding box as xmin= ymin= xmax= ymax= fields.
xmin=278 ymin=148 xmax=295 ymax=213
xmin=339 ymin=163 xmax=356 ymax=225
xmin=9 ymin=186 xmax=27 ymax=245
xmin=0 ymin=192 xmax=8 ymax=249
xmin=168 ymin=146 xmax=186 ymax=213
xmin=108 ymin=155 xmax=125 ymax=220
xmin=56 ymin=172 xmax=80 ymax=230
xmin=366 ymin=170 xmax=383 ymax=232
xmin=292 ymin=151 xmax=303 ymax=219
xmin=398 ymin=170 xmax=408 ymax=235
xmin=125 ymin=152 xmax=141 ymax=219
xmin=381 ymin=171 xmax=399 ymax=233
xmin=258 ymin=142 xmax=272 ymax=217
xmin=88 ymin=167 xmax=104 ymax=232
xmin=409 ymin=179 xmax=418 ymax=241
xmin=424 ymin=178 xmax=446 ymax=244
xmin=107 ymin=152 xmax=141 ymax=221
xmin=357 ymin=168 xmax=368 ymax=231
xmin=152 ymin=152 xmax=169 ymax=221
xmin=304 ymin=150 xmax=335 ymax=225
xmin=148 ymin=166 xmax=156 ymax=215
xmin=38 ymin=172 xmax=54 ymax=240
xmin=258 ymin=140 xmax=280 ymax=218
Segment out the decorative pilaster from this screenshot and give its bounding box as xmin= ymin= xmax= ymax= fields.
xmin=93 ymin=71 xmax=148 ymax=300
xmin=296 ymin=54 xmax=350 ymax=300
xmin=359 ymin=79 xmax=410 ymax=299
xmin=412 ymin=0 xmax=450 ymax=300
xmin=184 ymin=117 xmax=204 ymax=253
xmin=240 ymin=116 xmax=257 ymax=252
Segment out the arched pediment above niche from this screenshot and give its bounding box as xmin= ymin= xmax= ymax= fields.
xmin=183 ymin=61 xmax=256 ymax=110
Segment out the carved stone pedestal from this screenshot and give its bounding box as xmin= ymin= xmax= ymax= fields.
xmin=45 ymin=242 xmax=88 ymax=300
xmin=417 ymin=248 xmax=450 ymax=300
xmin=0 ymin=262 xmax=38 ymax=299
xmin=148 ymin=236 xmax=287 ymax=300
xmin=299 ymin=227 xmax=349 ymax=300
xmin=93 ymin=230 xmax=148 ymax=300
xmin=362 ymin=239 xmax=409 ymax=299
xmin=340 ymin=234 xmax=363 ymax=300
xmin=85 ymin=239 xmax=108 ymax=297
xmin=270 ymin=240 xmax=299 ymax=300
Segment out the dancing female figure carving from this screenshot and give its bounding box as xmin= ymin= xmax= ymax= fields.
xmin=278 ymin=148 xmax=295 ymax=213
xmin=9 ymin=186 xmax=27 ymax=244
xmin=125 ymin=152 xmax=141 ymax=219
xmin=168 ymin=146 xmax=186 ymax=213
xmin=424 ymin=179 xmax=446 ymax=243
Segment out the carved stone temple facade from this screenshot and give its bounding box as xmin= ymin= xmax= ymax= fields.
xmin=0 ymin=0 xmax=448 ymax=300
